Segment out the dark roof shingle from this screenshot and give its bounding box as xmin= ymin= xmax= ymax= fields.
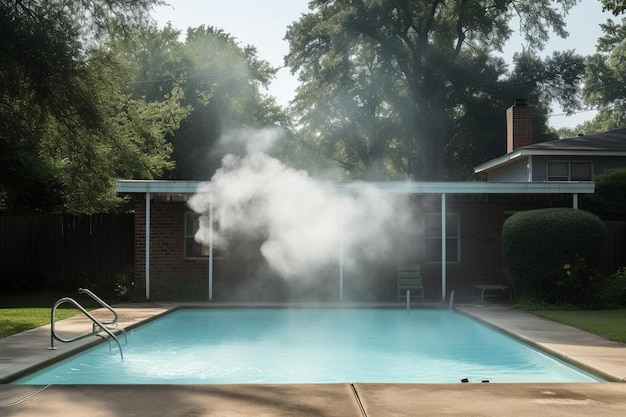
xmin=526 ymin=127 xmax=626 ymax=151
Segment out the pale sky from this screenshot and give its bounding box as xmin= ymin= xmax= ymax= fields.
xmin=152 ymin=0 xmax=616 ymax=129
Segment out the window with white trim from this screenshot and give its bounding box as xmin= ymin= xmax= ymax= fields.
xmin=424 ymin=214 xmax=460 ymax=263
xmin=547 ymin=161 xmax=592 ymax=181
xmin=184 ymin=212 xmax=211 ymax=259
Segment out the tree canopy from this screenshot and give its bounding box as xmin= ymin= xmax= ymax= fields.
xmin=116 ymin=24 xmax=289 ymax=180
xmin=285 ymin=0 xmax=581 ymax=180
xmin=0 ymin=0 xmax=176 ymax=212
xmin=579 ymin=17 xmax=626 ymax=132
xmin=1 ymin=1 xmax=287 ymax=212
xmin=602 ymin=0 xmax=626 ymax=15
xmin=6 ymin=0 xmax=626 ymax=212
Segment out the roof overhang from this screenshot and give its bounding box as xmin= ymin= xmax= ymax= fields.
xmin=474 ymin=149 xmax=626 ymax=174
xmin=116 ymin=180 xmax=595 ymax=195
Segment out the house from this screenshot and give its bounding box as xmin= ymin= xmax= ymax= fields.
xmin=475 ymin=99 xmax=626 ymax=183
xmin=116 ymin=100 xmax=626 ymax=303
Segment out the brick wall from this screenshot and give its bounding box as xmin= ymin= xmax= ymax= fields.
xmin=421 ymin=193 xmax=572 ymax=300
xmin=506 ymin=99 xmax=534 ymax=153
xmin=132 ymin=193 xmax=573 ymax=302
xmin=133 ymin=196 xmax=264 ymax=299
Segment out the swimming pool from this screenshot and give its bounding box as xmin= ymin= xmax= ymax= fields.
xmin=14 ymin=309 xmax=602 ymax=384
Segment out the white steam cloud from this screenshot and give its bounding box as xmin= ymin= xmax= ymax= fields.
xmin=188 ymin=127 xmax=415 ymax=281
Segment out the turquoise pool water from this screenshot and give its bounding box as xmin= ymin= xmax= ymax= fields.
xmin=14 ymin=309 xmax=602 ymax=384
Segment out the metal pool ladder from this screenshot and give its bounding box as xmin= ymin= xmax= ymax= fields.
xmin=49 ymin=288 xmax=125 ymax=359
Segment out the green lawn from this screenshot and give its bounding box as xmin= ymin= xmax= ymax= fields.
xmin=532 ymin=309 xmax=626 ymax=343
xmin=0 ymin=292 xmax=100 ymax=338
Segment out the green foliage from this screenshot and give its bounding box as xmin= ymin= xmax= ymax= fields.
xmin=602 ymin=0 xmax=626 ymax=15
xmin=502 ymin=208 xmax=607 ymax=305
xmin=594 ymin=267 xmax=626 ymax=307
xmin=581 ymin=18 xmax=626 ymax=131
xmin=114 ymin=269 xmax=145 ymax=301
xmin=119 ymin=25 xmax=289 ymax=181
xmin=286 ymin=0 xmax=581 ymax=180
xmin=584 ymin=167 xmax=626 ymax=220
xmin=0 ymin=0 xmax=176 ymax=213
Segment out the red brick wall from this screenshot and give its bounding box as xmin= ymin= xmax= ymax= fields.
xmin=421 ymin=193 xmax=572 ymax=300
xmin=133 ymin=196 xmax=264 ymax=299
xmin=132 ymin=193 xmax=573 ymax=301
xmin=134 ymin=197 xmax=207 ymax=289
xmin=506 ymin=99 xmax=534 ymax=153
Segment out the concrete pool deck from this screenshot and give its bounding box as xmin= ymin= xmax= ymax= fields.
xmin=1 ymin=303 xmax=626 ymax=416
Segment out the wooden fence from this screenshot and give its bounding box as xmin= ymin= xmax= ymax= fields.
xmin=602 ymin=221 xmax=626 ymax=275
xmin=0 ymin=214 xmax=133 ymax=291
xmin=0 ymin=213 xmax=623 ymax=292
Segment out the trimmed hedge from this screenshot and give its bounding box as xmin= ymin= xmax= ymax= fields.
xmin=585 ymin=167 xmax=626 ymax=220
xmin=502 ymin=208 xmax=606 ymax=305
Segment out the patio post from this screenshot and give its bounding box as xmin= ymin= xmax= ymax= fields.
xmin=441 ymin=193 xmax=447 ymax=303
xmin=339 ymin=199 xmax=344 ymax=302
xmin=145 ymin=191 xmax=151 ymax=300
xmin=208 ymin=195 xmax=214 ymax=301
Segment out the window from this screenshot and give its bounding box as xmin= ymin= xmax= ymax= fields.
xmin=547 ymin=161 xmax=592 ymax=181
xmin=184 ymin=212 xmax=210 ymax=259
xmin=424 ymin=214 xmax=459 ymax=263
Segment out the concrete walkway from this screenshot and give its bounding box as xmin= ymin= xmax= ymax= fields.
xmin=2 ymin=304 xmax=626 ymax=416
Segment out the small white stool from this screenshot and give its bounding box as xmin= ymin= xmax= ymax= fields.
xmin=474 ymin=285 xmax=512 ymax=303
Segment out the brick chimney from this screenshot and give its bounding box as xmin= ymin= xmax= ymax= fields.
xmin=506 ymin=99 xmax=533 ymax=153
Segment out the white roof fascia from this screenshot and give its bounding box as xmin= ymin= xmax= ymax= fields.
xmin=116 ymin=180 xmax=594 ymax=195
xmin=474 ymin=151 xmax=525 ymax=173
xmin=115 ymin=180 xmax=210 ymax=194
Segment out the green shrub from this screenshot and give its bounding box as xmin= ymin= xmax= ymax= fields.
xmin=594 ymin=267 xmax=626 ymax=308
xmin=114 ymin=269 xmax=144 ymax=301
xmin=584 ymin=167 xmax=626 ymax=220
xmin=502 ymin=208 xmax=606 ymax=305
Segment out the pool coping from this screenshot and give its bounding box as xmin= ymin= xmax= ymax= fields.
xmin=457 ymin=305 xmax=626 ymax=383
xmin=3 ymin=303 xmax=626 ymax=417
xmin=2 ymin=302 xmax=626 ymax=384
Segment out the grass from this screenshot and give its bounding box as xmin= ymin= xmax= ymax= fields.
xmin=532 ymin=309 xmax=626 ymax=343
xmin=0 ymin=292 xmax=101 ymax=338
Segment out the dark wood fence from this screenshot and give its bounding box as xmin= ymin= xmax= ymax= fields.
xmin=602 ymin=221 xmax=626 ymax=275
xmin=0 ymin=213 xmax=623 ymax=292
xmin=0 ymin=214 xmax=133 ymax=291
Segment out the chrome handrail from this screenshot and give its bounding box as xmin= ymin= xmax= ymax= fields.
xmin=78 ymin=288 xmax=118 ymax=325
xmin=49 ymin=297 xmax=124 ymax=359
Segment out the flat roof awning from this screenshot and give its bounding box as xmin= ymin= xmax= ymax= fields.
xmin=116 ymin=180 xmax=595 ymax=195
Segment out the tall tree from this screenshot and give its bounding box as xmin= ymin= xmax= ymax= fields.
xmin=286 ymin=0 xmax=579 ymax=180
xmin=119 ymin=25 xmax=290 ymax=180
xmin=581 ymin=18 xmax=626 ymax=131
xmin=0 ymin=0 xmax=171 ymax=212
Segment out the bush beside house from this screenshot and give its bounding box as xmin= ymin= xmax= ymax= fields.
xmin=584 ymin=167 xmax=626 ymax=220
xmin=502 ymin=208 xmax=608 ymax=307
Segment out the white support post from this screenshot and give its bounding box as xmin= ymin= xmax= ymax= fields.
xmin=145 ymin=191 xmax=151 ymax=300
xmin=339 ymin=201 xmax=344 ymax=302
xmin=573 ymin=193 xmax=579 ymax=209
xmin=208 ymin=196 xmax=214 ymax=301
xmin=441 ymin=193 xmax=447 ymax=303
